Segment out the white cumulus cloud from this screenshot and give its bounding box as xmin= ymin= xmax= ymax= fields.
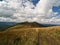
xmin=0 ymin=0 xmax=60 ymax=24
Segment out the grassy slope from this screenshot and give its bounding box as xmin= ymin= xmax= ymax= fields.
xmin=0 ymin=26 xmax=60 ymax=45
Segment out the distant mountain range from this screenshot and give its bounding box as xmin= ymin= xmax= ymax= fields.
xmin=0 ymin=22 xmax=16 ymax=31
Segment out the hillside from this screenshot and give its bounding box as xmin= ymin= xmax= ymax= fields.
xmin=6 ymin=22 xmax=46 ymax=30
xmin=0 ymin=22 xmax=16 ymax=31
xmin=0 ymin=22 xmax=60 ymax=45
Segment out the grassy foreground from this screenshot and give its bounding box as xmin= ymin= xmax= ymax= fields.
xmin=0 ymin=26 xmax=60 ymax=45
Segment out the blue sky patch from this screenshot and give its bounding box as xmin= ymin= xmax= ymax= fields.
xmin=31 ymin=0 xmax=40 ymax=6
xmin=52 ymin=6 xmax=60 ymax=13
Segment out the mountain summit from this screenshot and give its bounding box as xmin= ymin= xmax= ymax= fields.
xmin=14 ymin=22 xmax=45 ymax=28
xmin=6 ymin=22 xmax=46 ymax=30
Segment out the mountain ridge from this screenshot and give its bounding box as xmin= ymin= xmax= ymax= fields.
xmin=6 ymin=22 xmax=49 ymax=30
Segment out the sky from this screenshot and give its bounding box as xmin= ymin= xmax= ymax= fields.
xmin=0 ymin=0 xmax=60 ymax=24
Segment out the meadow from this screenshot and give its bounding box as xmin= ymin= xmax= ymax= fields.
xmin=0 ymin=26 xmax=60 ymax=45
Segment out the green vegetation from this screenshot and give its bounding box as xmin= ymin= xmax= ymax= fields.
xmin=0 ymin=25 xmax=10 ymax=31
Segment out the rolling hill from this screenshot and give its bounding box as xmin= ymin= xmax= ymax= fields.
xmin=0 ymin=22 xmax=60 ymax=45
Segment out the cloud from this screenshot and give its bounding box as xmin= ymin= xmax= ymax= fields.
xmin=0 ymin=0 xmax=60 ymax=24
